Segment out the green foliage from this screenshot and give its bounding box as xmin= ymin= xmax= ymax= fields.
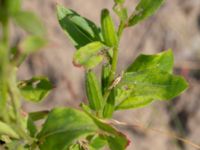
xmin=13 ymin=11 xmax=46 ymax=36
xmin=101 ymin=64 xmax=111 ymax=94
xmin=113 ymin=4 xmax=128 ymax=23
xmin=0 ymin=0 xmax=188 ymax=149
xmin=114 ymin=0 xmax=125 ymax=4
xmin=88 ymin=135 xmax=107 ymax=149
xmin=18 ymin=77 xmax=52 ymax=102
xmin=128 ymin=0 xmax=165 ymax=26
xmin=103 ymin=89 xmax=116 ymax=118
xmin=82 ymin=104 xmax=129 ymax=150
xmin=115 ymin=50 xmax=187 ymax=110
xmin=29 ymin=110 xmax=49 ymax=121
xmin=19 ymin=36 xmax=47 ymax=54
xmin=0 ymin=121 xmax=19 ymax=139
xmin=115 ymin=69 xmax=188 ymax=110
xmin=127 ymin=50 xmax=174 ymax=73
xmin=7 ymin=0 xmax=22 ymax=15
xmin=37 ymin=108 xmax=98 ymax=150
xmin=57 ymin=5 xmax=102 ymax=49
xmin=73 ymin=41 xmax=106 ymax=69
xmin=101 ymin=9 xmax=118 ymax=47
xmin=85 ymin=71 xmax=104 ymax=111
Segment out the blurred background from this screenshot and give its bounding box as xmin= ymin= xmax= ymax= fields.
xmin=13 ymin=0 xmax=200 ymax=149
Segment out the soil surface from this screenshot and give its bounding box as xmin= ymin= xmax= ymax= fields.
xmin=15 ymin=0 xmax=200 ymax=149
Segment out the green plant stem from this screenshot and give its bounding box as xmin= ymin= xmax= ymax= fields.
xmin=8 ymin=67 xmax=34 ymax=144
xmin=9 ymin=67 xmax=33 ymax=144
xmin=103 ymin=22 xmax=125 ymax=101
xmin=2 ymin=19 xmax=9 ymax=48
xmin=0 ymin=16 xmax=10 ymax=123
xmin=108 ymin=47 xmax=118 ymax=84
xmin=117 ymin=21 xmax=125 ymax=38
xmin=2 ymin=19 xmax=34 ymax=144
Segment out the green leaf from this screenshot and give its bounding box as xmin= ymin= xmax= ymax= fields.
xmin=81 ymin=104 xmax=130 ymax=150
xmin=37 ymin=107 xmax=98 ymax=150
xmin=101 ymin=9 xmax=118 ymax=47
xmin=113 ymin=4 xmax=128 ymax=22
xmin=114 ymin=0 xmax=125 ymax=4
xmin=0 ymin=121 xmax=19 ymax=139
xmin=7 ymin=0 xmax=21 ymax=14
xmin=69 ymin=144 xmax=82 ymax=150
xmin=128 ymin=0 xmax=165 ymax=26
xmin=0 ymin=44 xmax=8 ymax=118
xmin=29 ymin=110 xmax=49 ymax=121
xmin=73 ymin=41 xmax=106 ymax=69
xmin=19 ymin=113 xmax=38 ymax=138
xmin=127 ymin=50 xmax=173 ymax=73
xmin=103 ymin=89 xmax=116 ymax=118
xmin=115 ymin=69 xmax=188 ymax=110
xmin=18 ymin=76 xmax=52 ymax=102
xmin=27 ymin=117 xmax=37 ymax=137
xmin=19 ymin=36 xmax=47 ymax=54
xmin=91 ymin=117 xmax=129 ymax=150
xmin=5 ymin=140 xmax=28 ymax=150
xmin=85 ymin=71 xmax=104 ymax=111
xmin=0 ymin=1 xmax=6 ymax=22
xmin=88 ymin=135 xmax=107 ymax=150
xmin=101 ymin=64 xmax=111 ymax=95
xmin=15 ymin=36 xmax=47 ymax=65
xmin=12 ymin=11 xmax=45 ymax=36
xmin=106 ymin=134 xmax=129 ymax=150
xmin=57 ymin=5 xmax=102 ymax=49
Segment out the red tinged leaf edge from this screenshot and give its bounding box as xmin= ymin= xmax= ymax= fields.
xmin=81 ymin=104 xmax=130 ymax=149
xmin=72 ymin=59 xmax=82 ymax=68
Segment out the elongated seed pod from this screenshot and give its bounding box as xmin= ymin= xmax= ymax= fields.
xmin=101 ymin=64 xmax=111 ymax=95
xmin=101 ymin=9 xmax=118 ymax=47
xmin=103 ymin=89 xmax=115 ymax=118
xmin=86 ymin=71 xmax=103 ymax=111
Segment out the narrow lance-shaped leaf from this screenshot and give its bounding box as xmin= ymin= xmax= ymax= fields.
xmin=127 ymin=50 xmax=174 ymax=73
xmin=12 ymin=11 xmax=46 ymax=36
xmin=18 ymin=76 xmax=52 ymax=102
xmin=115 ymin=69 xmax=188 ymax=110
xmin=37 ymin=107 xmax=98 ymax=150
xmin=57 ymin=5 xmax=102 ymax=49
xmin=101 ymin=9 xmax=118 ymax=47
xmin=73 ymin=41 xmax=106 ymax=69
xmin=86 ymin=71 xmax=103 ymax=111
xmin=128 ymin=0 xmax=165 ymax=26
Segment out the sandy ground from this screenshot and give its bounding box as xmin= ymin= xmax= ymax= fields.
xmin=13 ymin=0 xmax=200 ymax=149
